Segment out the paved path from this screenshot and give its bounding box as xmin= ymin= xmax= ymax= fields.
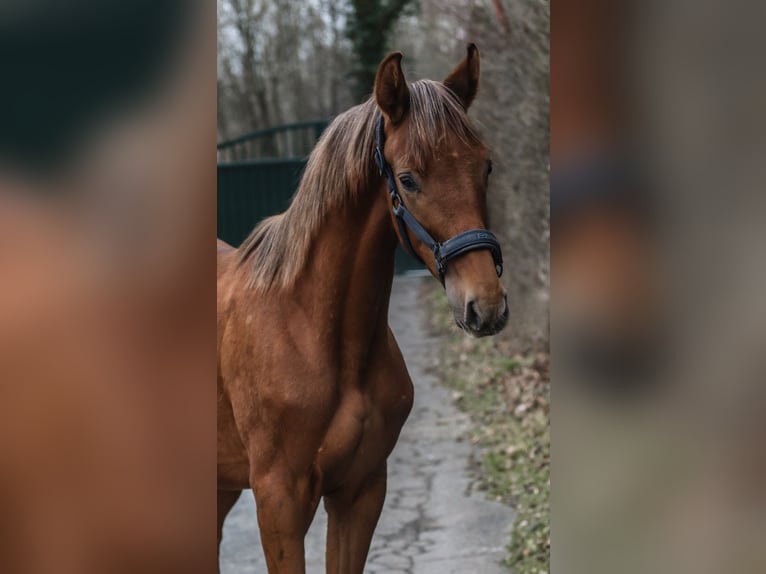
xmin=220 ymin=276 xmax=514 ymax=573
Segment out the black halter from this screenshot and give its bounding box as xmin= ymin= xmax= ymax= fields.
xmin=373 ymin=114 xmax=504 ymax=285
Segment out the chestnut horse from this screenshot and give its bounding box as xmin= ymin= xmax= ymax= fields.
xmin=217 ymin=45 xmax=508 ymax=573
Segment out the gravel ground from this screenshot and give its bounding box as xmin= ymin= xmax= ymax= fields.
xmin=220 ymin=275 xmax=514 ymax=573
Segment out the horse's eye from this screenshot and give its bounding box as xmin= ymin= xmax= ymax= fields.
xmin=398 ymin=174 xmax=418 ymax=192
xmin=487 ymin=160 xmax=493 ymax=176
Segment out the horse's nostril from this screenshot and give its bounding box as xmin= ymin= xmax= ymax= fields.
xmin=465 ymin=299 xmax=481 ymax=330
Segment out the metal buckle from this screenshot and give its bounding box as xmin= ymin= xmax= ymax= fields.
xmin=391 ymin=190 xmax=402 ymax=211
xmin=433 ymin=245 xmax=446 ymax=278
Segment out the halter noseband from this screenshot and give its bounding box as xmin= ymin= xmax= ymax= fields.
xmin=373 ymin=114 xmax=504 ymax=285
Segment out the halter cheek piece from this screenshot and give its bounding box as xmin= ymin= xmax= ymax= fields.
xmin=373 ymin=114 xmax=504 ymax=286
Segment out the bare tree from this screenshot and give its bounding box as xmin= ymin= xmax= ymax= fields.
xmin=218 ymin=0 xmax=356 ymax=137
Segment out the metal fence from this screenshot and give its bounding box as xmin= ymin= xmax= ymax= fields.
xmin=217 ymin=120 xmax=329 ymax=163
xmin=217 ymin=158 xmax=306 ymax=247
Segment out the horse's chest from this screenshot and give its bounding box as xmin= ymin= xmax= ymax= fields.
xmin=318 ymin=372 xmax=413 ymax=488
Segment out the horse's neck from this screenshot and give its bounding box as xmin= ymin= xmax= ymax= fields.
xmin=295 ymin=182 xmax=399 ymax=351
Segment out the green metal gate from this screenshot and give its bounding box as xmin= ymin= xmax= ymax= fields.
xmin=217 ymin=158 xmax=307 ymax=247
xmin=217 ymin=121 xmax=423 ymax=274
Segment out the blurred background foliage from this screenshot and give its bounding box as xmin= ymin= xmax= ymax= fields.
xmin=217 ymin=0 xmax=549 ymax=349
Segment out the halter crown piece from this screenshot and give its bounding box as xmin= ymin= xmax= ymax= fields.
xmin=373 ymin=114 xmax=504 ymax=286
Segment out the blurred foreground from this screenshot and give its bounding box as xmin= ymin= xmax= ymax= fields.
xmin=553 ymin=2 xmax=766 ymax=573
xmin=0 ymin=2 xmax=216 ymax=573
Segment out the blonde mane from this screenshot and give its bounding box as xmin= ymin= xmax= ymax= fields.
xmin=237 ymin=80 xmax=481 ymax=290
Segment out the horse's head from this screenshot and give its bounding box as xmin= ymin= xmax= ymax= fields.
xmin=374 ymin=44 xmax=508 ymax=337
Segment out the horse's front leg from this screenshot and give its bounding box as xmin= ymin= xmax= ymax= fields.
xmin=251 ymin=465 xmax=322 ymax=574
xmin=324 ymin=463 xmax=387 ymax=574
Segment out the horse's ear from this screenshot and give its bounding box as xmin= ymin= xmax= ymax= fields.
xmin=444 ymin=43 xmax=480 ymax=110
xmin=374 ymin=52 xmax=410 ymax=124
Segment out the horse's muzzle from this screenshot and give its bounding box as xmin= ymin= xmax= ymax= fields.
xmin=457 ymin=293 xmax=509 ymax=337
